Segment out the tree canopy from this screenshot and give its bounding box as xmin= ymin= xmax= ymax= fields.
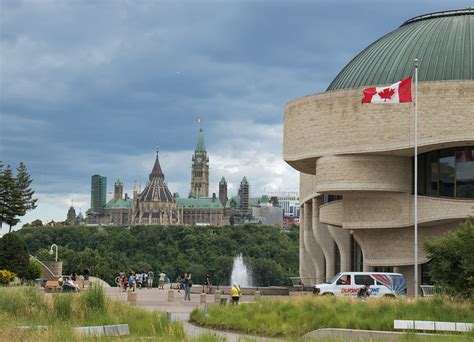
xmin=0 ymin=233 xmax=30 ymax=279
xmin=17 ymin=224 xmax=299 ymax=287
xmin=424 ymin=219 xmax=474 ymax=299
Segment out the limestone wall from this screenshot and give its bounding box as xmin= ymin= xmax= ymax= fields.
xmin=284 ymin=80 xmax=474 ymax=174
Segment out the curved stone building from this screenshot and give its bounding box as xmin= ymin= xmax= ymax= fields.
xmin=283 ymin=9 xmax=474 ymax=295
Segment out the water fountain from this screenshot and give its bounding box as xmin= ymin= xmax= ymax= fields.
xmin=230 ymin=254 xmax=253 ymax=287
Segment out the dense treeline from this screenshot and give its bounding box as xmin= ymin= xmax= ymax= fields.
xmin=16 ymin=225 xmax=299 ymax=287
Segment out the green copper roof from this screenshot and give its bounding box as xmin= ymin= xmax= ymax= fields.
xmin=328 ymin=9 xmax=474 ymax=91
xmin=115 ymin=179 xmax=123 ymax=185
xmin=105 ymin=198 xmax=133 ymax=209
xmin=195 ymin=128 xmax=206 ymax=153
xmin=241 ymin=177 xmax=248 ymax=184
xmin=219 ymin=177 xmax=227 ymax=184
xmin=176 ymin=197 xmax=225 ymax=209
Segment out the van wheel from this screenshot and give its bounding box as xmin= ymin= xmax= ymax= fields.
xmin=383 ymin=294 xmax=395 ymax=298
xmin=322 ymin=292 xmax=334 ymax=296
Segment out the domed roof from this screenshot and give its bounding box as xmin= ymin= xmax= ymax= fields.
xmin=327 ymin=9 xmax=474 ymax=91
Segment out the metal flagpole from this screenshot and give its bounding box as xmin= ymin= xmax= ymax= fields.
xmin=414 ymin=58 xmax=419 ymax=298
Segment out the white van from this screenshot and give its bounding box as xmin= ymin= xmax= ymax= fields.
xmin=313 ymin=272 xmax=406 ymax=298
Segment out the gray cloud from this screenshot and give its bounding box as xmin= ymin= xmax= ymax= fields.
xmin=1 ymin=0 xmax=471 ymax=229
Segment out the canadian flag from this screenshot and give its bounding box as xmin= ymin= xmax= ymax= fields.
xmin=361 ymin=77 xmax=413 ymax=104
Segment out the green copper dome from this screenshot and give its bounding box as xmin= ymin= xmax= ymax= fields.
xmin=328 ymin=9 xmax=474 ymax=91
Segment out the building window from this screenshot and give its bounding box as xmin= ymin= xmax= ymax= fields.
xmin=417 ymin=146 xmax=474 ymax=199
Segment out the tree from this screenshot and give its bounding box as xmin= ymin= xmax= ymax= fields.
xmin=24 ymin=260 xmax=42 ymax=281
xmin=0 ymin=233 xmax=30 ymax=279
xmin=26 ymin=219 xmax=43 ymax=228
xmin=13 ymin=162 xmax=37 ymax=232
xmin=0 ymin=162 xmax=37 ymax=232
xmin=0 ymin=164 xmax=21 ymax=230
xmin=424 ymin=220 xmax=474 ymax=299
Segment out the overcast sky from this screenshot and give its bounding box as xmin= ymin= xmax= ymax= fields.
xmin=1 ymin=0 xmax=472 ymax=230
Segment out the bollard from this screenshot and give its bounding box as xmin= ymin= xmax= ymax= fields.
xmin=127 ymin=292 xmax=137 ymax=306
xmin=168 ymin=289 xmax=174 ymax=302
xmin=166 ymin=312 xmax=172 ymax=321
xmin=214 ymin=292 xmax=221 ymax=304
xmin=200 ymin=293 xmax=206 ymax=305
xmin=220 ymin=297 xmax=227 ymax=305
xmin=254 ymin=290 xmax=261 ymax=301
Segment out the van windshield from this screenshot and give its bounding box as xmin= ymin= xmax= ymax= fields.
xmin=327 ymin=272 xmax=342 ymax=284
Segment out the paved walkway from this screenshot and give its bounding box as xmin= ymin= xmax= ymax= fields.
xmin=105 ymin=287 xmax=282 ymax=341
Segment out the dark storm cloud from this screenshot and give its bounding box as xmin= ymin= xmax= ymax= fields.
xmin=1 ymin=0 xmax=471 ymax=226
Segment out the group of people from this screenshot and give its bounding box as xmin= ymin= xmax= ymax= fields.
xmin=58 ymin=273 xmax=81 ymax=292
xmin=116 ymin=270 xmax=245 ymax=304
xmin=118 ymin=270 xmax=169 ymax=292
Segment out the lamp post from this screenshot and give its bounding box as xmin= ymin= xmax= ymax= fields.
xmin=49 ymin=244 xmax=58 ymax=262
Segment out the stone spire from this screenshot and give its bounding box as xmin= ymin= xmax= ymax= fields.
xmin=195 ymin=128 xmax=206 ymax=153
xmin=150 ymin=150 xmax=164 ymax=180
xmin=219 ymin=177 xmax=228 ymax=206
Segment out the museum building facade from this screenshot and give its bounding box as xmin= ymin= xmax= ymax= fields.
xmin=283 ymin=9 xmax=474 ymax=295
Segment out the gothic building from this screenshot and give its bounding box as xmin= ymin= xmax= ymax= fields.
xmin=189 ymin=128 xmax=209 ymax=198
xmin=86 ymin=126 xmax=265 ymax=226
xmin=132 ymin=152 xmax=182 ymax=225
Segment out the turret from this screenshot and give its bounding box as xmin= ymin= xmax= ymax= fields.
xmin=219 ymin=176 xmax=228 ymax=206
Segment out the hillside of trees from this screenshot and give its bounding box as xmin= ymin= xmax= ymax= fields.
xmin=16 ymin=224 xmax=299 ymax=287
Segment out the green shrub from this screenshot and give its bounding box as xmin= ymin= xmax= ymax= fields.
xmin=24 ymin=260 xmax=42 ymax=281
xmin=424 ymin=219 xmax=474 ymax=299
xmin=0 ymin=269 xmax=16 ymax=285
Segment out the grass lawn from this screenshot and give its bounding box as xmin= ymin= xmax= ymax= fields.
xmin=190 ymin=296 xmax=474 ymax=340
xmin=0 ymin=284 xmax=185 ymax=341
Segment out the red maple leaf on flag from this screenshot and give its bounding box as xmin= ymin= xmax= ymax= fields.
xmin=378 ymin=87 xmax=396 ymax=101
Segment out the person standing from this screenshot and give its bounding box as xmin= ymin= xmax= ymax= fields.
xmin=147 ymin=270 xmax=154 ymax=289
xmin=159 ymin=271 xmax=166 ymax=290
xmin=205 ymin=273 xmax=212 ymax=294
xmin=231 ymin=283 xmax=241 ymax=305
xmin=184 ymin=273 xmax=191 ymax=301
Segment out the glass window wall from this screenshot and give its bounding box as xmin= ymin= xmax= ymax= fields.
xmin=417 ymin=146 xmax=474 ymax=199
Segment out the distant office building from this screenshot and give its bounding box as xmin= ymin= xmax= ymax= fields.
xmin=90 ymin=175 xmax=107 ymax=212
xmin=267 ymin=192 xmax=300 ymax=218
xmin=251 ymin=195 xmax=283 ymax=226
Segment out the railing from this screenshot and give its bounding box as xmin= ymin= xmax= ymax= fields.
xmin=420 ymin=285 xmax=441 ymax=297
xmin=29 ymin=255 xmax=57 ymax=278
xmin=290 ymin=277 xmax=328 ymax=287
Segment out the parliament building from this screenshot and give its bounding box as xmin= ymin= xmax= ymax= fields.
xmin=86 ymin=127 xmax=252 ymax=226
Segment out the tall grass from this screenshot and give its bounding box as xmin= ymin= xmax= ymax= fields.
xmin=0 ymin=285 xmax=185 ymax=340
xmin=52 ymin=293 xmax=73 ymax=320
xmin=190 ymin=296 xmax=474 ymax=338
xmin=79 ymin=282 xmax=108 ymax=313
xmin=0 ymin=286 xmax=46 ymax=318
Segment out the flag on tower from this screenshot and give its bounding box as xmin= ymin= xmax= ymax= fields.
xmin=361 ymin=77 xmax=413 ymax=104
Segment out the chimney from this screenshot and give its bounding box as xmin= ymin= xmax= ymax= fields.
xmin=212 ymin=192 xmax=216 ymax=202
